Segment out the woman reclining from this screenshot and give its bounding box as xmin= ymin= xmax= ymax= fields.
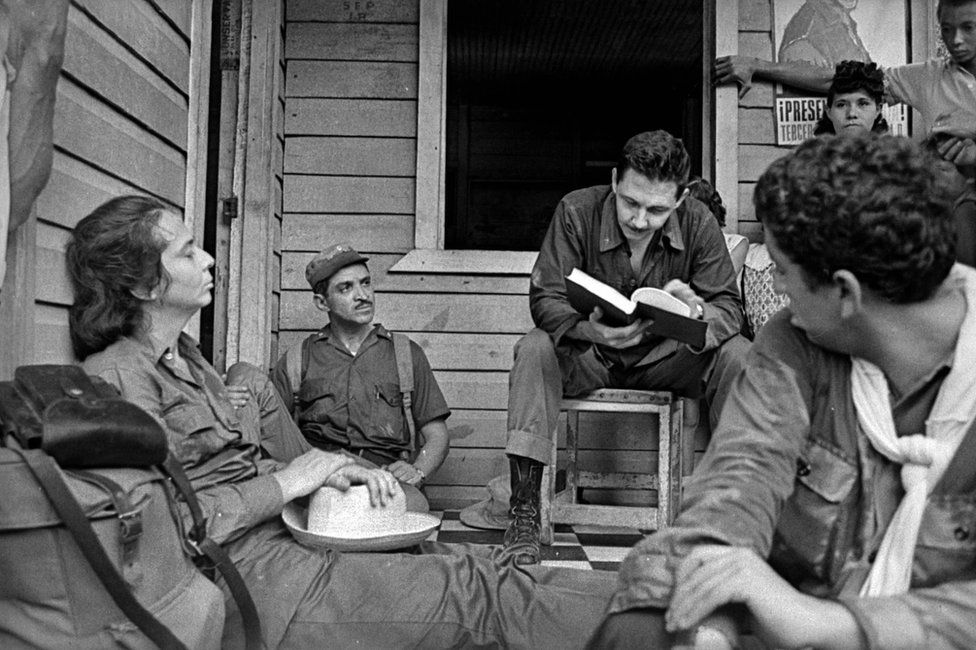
xmin=67 ymin=195 xmax=616 ymax=649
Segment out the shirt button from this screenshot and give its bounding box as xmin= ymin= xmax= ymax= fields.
xmin=954 ymin=526 xmax=971 ymax=541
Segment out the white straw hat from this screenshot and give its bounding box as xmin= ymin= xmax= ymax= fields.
xmin=283 ymin=485 xmax=440 ymax=552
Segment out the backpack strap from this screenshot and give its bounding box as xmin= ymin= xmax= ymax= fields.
xmin=284 ymin=335 xmax=314 ymax=418
xmin=13 ymin=448 xmax=189 ymax=650
xmin=160 ymin=455 xmax=263 ymax=650
xmin=391 ymin=333 xmax=417 ymax=458
xmin=67 ymin=469 xmax=148 ymax=569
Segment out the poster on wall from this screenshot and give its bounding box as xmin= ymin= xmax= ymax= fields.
xmin=772 ymin=0 xmax=909 ymax=145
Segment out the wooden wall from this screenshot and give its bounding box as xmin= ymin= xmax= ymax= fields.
xmin=282 ymin=0 xmax=530 ymax=507
xmin=730 ymin=0 xmax=938 ymax=240
xmin=4 ymin=0 xmax=200 ymax=369
xmin=280 ymin=0 xmax=709 ymax=509
xmin=732 ymin=0 xmax=779 ymax=243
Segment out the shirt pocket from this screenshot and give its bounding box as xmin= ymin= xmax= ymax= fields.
xmin=162 ymin=401 xmax=225 ymax=465
xmin=370 ymin=382 xmax=407 ymax=443
xmin=912 ymin=496 xmax=976 ymax=587
xmin=774 ymin=437 xmax=858 ymax=581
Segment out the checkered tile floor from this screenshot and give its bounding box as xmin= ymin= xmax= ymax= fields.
xmin=425 ymin=510 xmax=648 ymax=571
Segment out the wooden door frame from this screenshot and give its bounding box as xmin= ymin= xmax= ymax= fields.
xmin=714 ymin=0 xmax=739 ymax=233
xmin=223 ymin=0 xmax=283 ymax=369
xmin=401 ymin=0 xmax=729 ymax=277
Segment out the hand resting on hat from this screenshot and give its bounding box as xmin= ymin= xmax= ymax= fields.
xmin=273 ymin=448 xmax=400 ymax=506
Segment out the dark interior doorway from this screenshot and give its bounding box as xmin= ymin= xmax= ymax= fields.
xmin=445 ymin=0 xmax=705 ymax=251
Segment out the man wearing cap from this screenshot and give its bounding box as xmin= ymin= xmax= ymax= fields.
xmin=272 ymin=244 xmax=450 ymax=510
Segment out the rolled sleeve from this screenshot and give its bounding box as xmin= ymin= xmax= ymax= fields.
xmin=188 ymin=473 xmax=285 ymax=545
xmin=883 ymin=62 xmax=925 ymax=108
xmin=409 ymin=341 xmax=451 ymax=429
xmin=685 ymin=214 xmax=744 ymax=353
xmin=837 ymin=596 xmax=926 ymax=650
xmin=838 ymin=577 xmax=976 ymax=650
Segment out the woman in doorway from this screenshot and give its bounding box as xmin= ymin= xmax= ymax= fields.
xmin=813 ymin=60 xmax=889 ymax=136
xmin=66 ymin=194 xmax=616 ymax=649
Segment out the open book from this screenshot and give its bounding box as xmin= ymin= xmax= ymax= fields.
xmin=565 ymin=268 xmax=707 ymax=348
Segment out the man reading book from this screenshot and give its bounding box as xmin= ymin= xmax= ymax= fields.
xmin=500 ymin=130 xmax=747 ymax=565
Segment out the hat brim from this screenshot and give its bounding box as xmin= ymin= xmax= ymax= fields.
xmin=282 ymin=502 xmax=440 ymax=552
xmin=458 ymin=497 xmax=511 ymax=531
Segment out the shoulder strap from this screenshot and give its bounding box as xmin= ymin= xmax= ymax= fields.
xmin=13 ymin=448 xmax=188 ymax=650
xmin=391 ymin=333 xmax=417 ymax=455
xmin=285 ymin=343 xmax=302 ymax=405
xmin=67 ymin=469 xmax=148 ymax=568
xmin=284 ymin=335 xmax=315 ymax=408
xmin=160 ymin=455 xmax=263 ymax=650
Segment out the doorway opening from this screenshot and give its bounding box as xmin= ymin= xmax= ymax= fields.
xmin=445 ymin=0 xmax=706 ymax=251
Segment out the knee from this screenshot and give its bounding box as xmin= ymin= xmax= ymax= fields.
xmin=513 ymin=328 xmax=555 ymax=361
xmin=224 ymin=362 xmax=267 ymax=389
xmin=585 ymin=609 xmax=670 ymax=649
xmin=715 ymin=334 xmax=751 ymax=376
xmin=401 ymin=483 xmax=430 ymax=513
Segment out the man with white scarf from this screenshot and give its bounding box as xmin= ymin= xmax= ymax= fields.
xmin=588 ymin=134 xmax=976 ymax=649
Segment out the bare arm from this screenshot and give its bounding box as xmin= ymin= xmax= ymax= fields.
xmin=387 ymin=417 xmax=449 ymax=486
xmin=412 ymin=417 xmax=448 ymax=478
xmin=714 ymin=55 xmax=833 ymax=98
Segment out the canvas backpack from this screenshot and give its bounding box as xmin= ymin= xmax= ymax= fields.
xmin=285 ymin=331 xmax=420 ymax=458
xmin=0 ymin=365 xmax=262 ymax=650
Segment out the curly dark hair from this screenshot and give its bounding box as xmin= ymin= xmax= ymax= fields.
xmin=615 ymin=130 xmax=690 ymax=194
xmin=813 ymin=61 xmax=889 ymax=136
xmin=66 ymin=195 xmax=170 ymax=360
xmin=939 ymin=0 xmax=976 ymax=18
xmin=686 ymin=176 xmax=726 ymax=227
xmin=754 ymin=135 xmax=955 ymax=303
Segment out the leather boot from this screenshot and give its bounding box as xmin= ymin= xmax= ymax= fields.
xmin=502 ymin=455 xmax=543 ymax=565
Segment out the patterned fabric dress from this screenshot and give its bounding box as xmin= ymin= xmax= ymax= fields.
xmin=741 ymin=243 xmax=791 ymax=338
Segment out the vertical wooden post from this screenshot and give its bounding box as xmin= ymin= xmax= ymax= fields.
xmin=226 ymin=0 xmax=281 ymax=368
xmin=657 ymin=396 xmax=684 ymax=529
xmin=211 ymin=0 xmax=242 ymax=373
xmin=0 ymin=216 xmax=36 ymax=375
xmin=714 ymin=0 xmax=739 ymax=233
xmin=184 ymin=0 xmax=214 ymax=340
xmin=414 ymin=0 xmax=448 ymax=249
xmin=701 ymin=0 xmax=715 ymax=184
xmin=910 ymin=0 xmax=937 ymax=139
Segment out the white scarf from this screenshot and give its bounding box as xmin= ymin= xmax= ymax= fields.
xmin=852 ymin=265 xmax=976 ymax=596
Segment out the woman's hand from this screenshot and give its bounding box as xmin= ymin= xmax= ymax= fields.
xmin=666 ymin=546 xmax=862 ymax=650
xmin=224 ymin=384 xmax=252 ymax=409
xmin=273 ymin=449 xmax=355 ymax=503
